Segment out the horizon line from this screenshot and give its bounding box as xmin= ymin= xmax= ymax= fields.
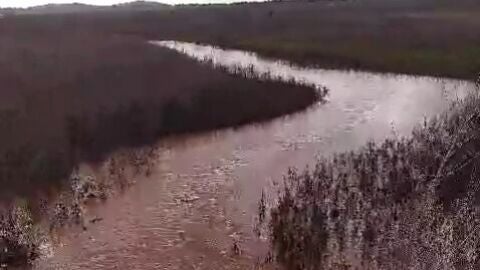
xmin=0 ymin=0 xmax=262 ymax=9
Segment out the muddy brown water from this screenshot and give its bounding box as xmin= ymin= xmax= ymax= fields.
xmin=34 ymin=41 xmax=475 ymax=270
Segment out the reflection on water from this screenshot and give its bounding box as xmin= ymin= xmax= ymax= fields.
xmin=35 ymin=41 xmax=475 ymax=269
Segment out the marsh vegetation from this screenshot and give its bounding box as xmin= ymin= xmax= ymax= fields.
xmin=260 ymin=90 xmax=480 ymax=269
xmin=0 ymin=13 xmax=324 ymax=267
xmin=10 ymin=0 xmax=474 ymax=79
xmin=0 ymin=0 xmax=478 ymax=268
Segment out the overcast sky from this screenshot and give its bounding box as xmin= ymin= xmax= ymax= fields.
xmin=0 ymin=0 xmax=249 ymax=8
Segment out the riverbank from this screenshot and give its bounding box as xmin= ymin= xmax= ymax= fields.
xmin=38 ymin=0 xmax=476 ymax=80
xmin=262 ymin=90 xmax=480 ymax=269
xmin=183 ymin=0 xmax=480 ymax=80
xmin=3 ymin=1 xmax=479 ymax=80
xmin=33 ymin=42 xmax=474 ymax=269
xmin=0 ymin=27 xmax=324 ymax=268
xmin=0 ymin=29 xmax=324 ymax=195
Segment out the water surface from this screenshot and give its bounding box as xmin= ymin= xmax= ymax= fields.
xmin=35 ymin=41 xmax=475 ymax=269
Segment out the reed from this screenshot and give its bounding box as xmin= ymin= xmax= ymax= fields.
xmin=261 ymin=90 xmax=480 ymax=269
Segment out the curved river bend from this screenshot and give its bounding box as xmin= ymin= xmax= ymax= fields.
xmin=35 ymin=41 xmax=475 ymax=269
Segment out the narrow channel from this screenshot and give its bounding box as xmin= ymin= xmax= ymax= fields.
xmin=35 ymin=41 xmax=475 ymax=269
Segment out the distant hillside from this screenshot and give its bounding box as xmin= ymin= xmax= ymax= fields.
xmin=0 ymin=1 xmax=171 ymax=15
xmin=20 ymin=3 xmax=102 ymax=14
xmin=113 ymin=1 xmax=171 ymax=10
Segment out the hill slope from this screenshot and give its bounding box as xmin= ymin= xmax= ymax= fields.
xmin=1 ymin=1 xmax=171 ymax=15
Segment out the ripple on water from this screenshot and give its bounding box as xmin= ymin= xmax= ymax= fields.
xmin=36 ymin=42 xmax=475 ymax=270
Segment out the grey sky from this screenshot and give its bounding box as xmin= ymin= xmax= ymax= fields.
xmin=0 ymin=0 xmax=251 ymax=8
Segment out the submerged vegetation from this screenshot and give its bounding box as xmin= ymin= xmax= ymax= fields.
xmin=261 ymin=88 xmax=480 ymax=269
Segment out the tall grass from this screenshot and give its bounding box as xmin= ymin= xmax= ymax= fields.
xmin=3 ymin=0 xmax=479 ymax=80
xmin=0 ymin=18 xmax=326 ymax=267
xmin=8 ymin=0 xmax=474 ymax=79
xmin=261 ymin=89 xmax=480 ymax=269
xmin=0 ymin=27 xmax=324 ymax=198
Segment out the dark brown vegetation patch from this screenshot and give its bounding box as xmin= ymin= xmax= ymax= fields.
xmin=0 ymin=23 xmax=323 ymax=199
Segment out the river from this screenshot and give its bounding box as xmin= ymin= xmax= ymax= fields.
xmin=34 ymin=41 xmax=475 ymax=269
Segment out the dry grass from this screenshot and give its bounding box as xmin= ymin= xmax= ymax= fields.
xmin=0 ymin=21 xmax=323 ymax=199
xmin=0 ymin=15 xmax=325 ymax=266
xmin=260 ymin=90 xmax=480 ymax=269
xmin=0 ymin=2 xmax=478 ymax=266
xmin=3 ymin=1 xmax=479 ymax=81
xmin=69 ymin=0 xmax=480 ymax=79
